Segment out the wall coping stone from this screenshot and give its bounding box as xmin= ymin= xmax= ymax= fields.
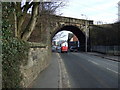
xmin=28 ymin=42 xmax=47 ymax=48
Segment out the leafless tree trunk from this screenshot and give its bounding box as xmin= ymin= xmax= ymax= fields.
xmin=13 ymin=11 xmax=17 ymax=37
xmin=11 ymin=0 xmax=67 ymax=41
xmin=12 ymin=1 xmax=39 ymax=41
xmin=21 ymin=2 xmax=39 ymax=41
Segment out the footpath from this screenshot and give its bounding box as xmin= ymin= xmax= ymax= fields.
xmin=30 ymin=53 xmax=70 ymax=88
xmin=87 ymin=52 xmax=119 ymax=62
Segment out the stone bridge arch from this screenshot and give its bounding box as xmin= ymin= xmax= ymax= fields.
xmin=51 ymin=25 xmax=86 ymax=51
xmin=50 ymin=15 xmax=93 ymax=51
xmin=28 ymin=15 xmax=93 ymax=51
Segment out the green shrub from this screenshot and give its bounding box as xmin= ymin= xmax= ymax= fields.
xmin=2 ymin=2 xmax=29 ymax=88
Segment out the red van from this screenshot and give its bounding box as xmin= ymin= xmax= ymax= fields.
xmin=61 ymin=42 xmax=68 ymax=53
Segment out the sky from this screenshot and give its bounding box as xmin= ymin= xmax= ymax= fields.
xmin=60 ymin=0 xmax=120 ymax=24
xmin=54 ymin=0 xmax=120 ymax=41
xmin=21 ymin=0 xmax=120 ymax=24
xmin=53 ymin=31 xmax=71 ymax=41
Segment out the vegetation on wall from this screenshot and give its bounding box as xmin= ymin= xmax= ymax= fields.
xmin=2 ymin=3 xmax=29 ymax=88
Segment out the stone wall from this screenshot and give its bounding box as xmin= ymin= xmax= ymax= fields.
xmin=20 ymin=43 xmax=51 ymax=87
xmin=91 ymin=46 xmax=120 ymax=55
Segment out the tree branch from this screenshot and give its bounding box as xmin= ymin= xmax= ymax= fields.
xmin=21 ymin=2 xmax=39 ymax=41
xmin=17 ymin=2 xmax=34 ymax=38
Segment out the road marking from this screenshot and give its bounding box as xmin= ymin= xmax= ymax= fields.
xmin=90 ymin=61 xmax=99 ymax=65
xmin=88 ymin=60 xmax=119 ymax=74
xmin=106 ymin=68 xmax=119 ymax=74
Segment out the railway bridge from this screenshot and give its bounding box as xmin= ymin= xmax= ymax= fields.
xmin=29 ymin=15 xmax=93 ymax=51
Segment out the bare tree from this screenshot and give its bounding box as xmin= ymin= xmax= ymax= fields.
xmin=11 ymin=0 xmax=68 ymax=41
xmin=39 ymin=1 xmax=66 ymax=15
xmin=12 ymin=1 xmax=39 ymax=41
xmin=37 ymin=1 xmax=68 ymax=43
xmin=39 ymin=1 xmax=67 ymax=26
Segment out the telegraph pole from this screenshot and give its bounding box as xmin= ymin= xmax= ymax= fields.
xmin=81 ymin=14 xmax=88 ymax=52
xmin=85 ymin=21 xmax=88 ymax=52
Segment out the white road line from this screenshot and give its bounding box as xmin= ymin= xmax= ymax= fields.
xmin=106 ymin=68 xmax=118 ymax=74
xmin=90 ymin=61 xmax=99 ymax=65
xmin=88 ymin=59 xmax=119 ymax=75
xmin=79 ymin=53 xmax=118 ymax=69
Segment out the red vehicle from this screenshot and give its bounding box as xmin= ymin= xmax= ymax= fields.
xmin=61 ymin=42 xmax=68 ymax=53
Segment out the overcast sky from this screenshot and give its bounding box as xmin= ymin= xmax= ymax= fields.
xmin=54 ymin=0 xmax=120 ymax=41
xmin=53 ymin=31 xmax=71 ymax=41
xmin=60 ymin=0 xmax=120 ymax=24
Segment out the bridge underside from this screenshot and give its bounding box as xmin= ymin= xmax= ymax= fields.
xmin=52 ymin=25 xmax=86 ymax=51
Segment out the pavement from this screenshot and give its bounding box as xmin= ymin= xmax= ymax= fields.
xmin=30 ymin=53 xmax=70 ymax=88
xmin=87 ymin=52 xmax=119 ymax=62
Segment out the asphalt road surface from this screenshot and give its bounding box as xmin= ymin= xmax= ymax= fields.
xmin=60 ymin=52 xmax=119 ymax=88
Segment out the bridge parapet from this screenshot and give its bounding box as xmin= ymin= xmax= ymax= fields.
xmin=51 ymin=15 xmax=93 ymax=25
xmin=29 ymin=14 xmax=93 ymax=43
xmin=47 ymin=15 xmax=93 ymax=39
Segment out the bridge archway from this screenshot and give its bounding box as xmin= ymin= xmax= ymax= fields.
xmin=52 ymin=25 xmax=86 ymax=51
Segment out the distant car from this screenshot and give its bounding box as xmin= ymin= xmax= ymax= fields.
xmin=61 ymin=42 xmax=68 ymax=53
xmin=61 ymin=46 xmax=68 ymax=53
xmin=52 ymin=46 xmax=56 ymax=52
xmin=56 ymin=46 xmax=61 ymax=53
xmin=70 ymin=46 xmax=78 ymax=52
